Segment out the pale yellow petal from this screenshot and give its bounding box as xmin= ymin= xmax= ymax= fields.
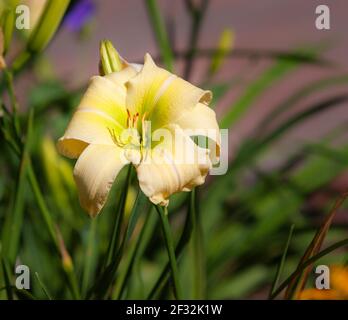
xmin=175 ymin=102 xmax=221 ymax=159
xmin=75 ymin=75 xmax=127 ymax=126
xmin=136 ymin=125 xmax=211 ymax=205
xmin=104 ymin=65 xmax=138 ymax=86
xmin=125 ymin=54 xmax=211 ymax=129
xmin=58 ymin=75 xmax=127 ymax=158
xmin=73 ymin=144 xmax=128 ymax=217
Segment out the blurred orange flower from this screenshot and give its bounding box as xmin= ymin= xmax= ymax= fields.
xmin=298 ymin=266 xmax=348 ymax=300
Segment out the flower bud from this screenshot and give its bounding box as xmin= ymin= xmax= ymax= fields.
xmin=209 ymin=29 xmax=234 ymax=75
xmin=99 ymin=40 xmax=123 ymax=75
xmin=27 ymin=0 xmax=70 ymax=53
xmin=0 ymin=7 xmax=15 ymax=55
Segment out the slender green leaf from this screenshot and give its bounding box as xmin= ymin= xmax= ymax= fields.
xmin=27 ymin=0 xmax=71 ymax=53
xmin=114 ymin=203 xmax=152 ymax=299
xmin=255 ymin=74 xmax=348 ymax=135
xmin=271 ymin=237 xmax=348 ymax=299
xmin=145 ymin=0 xmax=174 ymax=71
xmin=35 ymin=272 xmax=52 ymax=300
xmin=14 ymin=288 xmax=36 ymax=300
xmin=1 ymin=7 xmax=15 ymax=54
xmin=285 ymin=193 xmax=348 ymax=299
xmin=1 ymin=108 xmax=33 ymax=264
xmin=155 ymin=206 xmax=182 ymax=299
xmin=125 ymin=191 xmax=149 ymax=242
xmin=148 ymin=191 xmax=195 ymax=299
xmin=220 ymin=47 xmax=324 ymax=128
xmin=191 ymin=189 xmax=206 ymax=299
xmin=105 ymin=165 xmax=132 ymax=268
xmin=1 ymin=258 xmax=13 ymax=300
xmin=269 ymin=224 xmax=295 ymax=298
xmin=81 ymin=219 xmax=97 ymax=298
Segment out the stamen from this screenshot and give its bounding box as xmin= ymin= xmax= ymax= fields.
xmin=141 ymin=112 xmax=147 ymax=123
xmin=133 ymin=112 xmax=139 ymax=127
xmin=126 ymin=109 xmax=131 ymax=128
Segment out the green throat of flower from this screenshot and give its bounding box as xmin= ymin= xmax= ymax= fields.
xmin=110 ymin=109 xmax=151 ymax=164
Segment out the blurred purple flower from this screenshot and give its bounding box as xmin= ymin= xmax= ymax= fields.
xmin=64 ymin=0 xmax=96 ymax=32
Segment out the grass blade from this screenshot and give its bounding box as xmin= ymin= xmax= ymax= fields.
xmin=270 ymin=237 xmax=348 ymax=299
xmin=284 ymin=192 xmax=348 ymax=299
xmin=14 ymin=288 xmax=36 ymax=300
xmin=256 ymin=94 xmax=348 ymax=160
xmin=114 ymin=204 xmax=152 ymax=299
xmin=254 ymin=74 xmax=348 ymax=135
xmin=1 ymin=108 xmax=33 ymax=264
xmin=191 ymin=188 xmax=206 ymax=299
xmin=148 ymin=191 xmax=195 ymax=299
xmin=145 ymin=0 xmax=174 ymax=71
xmin=104 ymin=165 xmax=132 ymax=268
xmin=155 ymin=206 xmax=182 ymax=299
xmin=220 ymin=47 xmax=324 ymax=128
xmin=35 ymin=272 xmax=52 ymax=300
xmin=166 ymin=48 xmax=332 ymax=66
xmin=124 ymin=191 xmax=149 ymax=243
xmin=81 ymin=219 xmax=97 ymax=298
xmin=183 ymin=0 xmax=209 ymax=80
xmin=268 ymin=224 xmax=295 ymax=298
xmin=1 ymin=258 xmax=13 ymax=300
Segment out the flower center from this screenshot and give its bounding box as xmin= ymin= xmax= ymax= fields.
xmin=127 ymin=109 xmax=139 ymax=129
xmin=110 ymin=109 xmax=151 ymax=164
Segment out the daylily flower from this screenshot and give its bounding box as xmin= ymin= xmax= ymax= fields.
xmin=57 ymin=52 xmax=220 ymax=217
xmin=298 ymin=265 xmax=348 ymax=300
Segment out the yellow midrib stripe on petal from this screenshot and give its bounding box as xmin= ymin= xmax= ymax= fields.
xmin=76 ymin=108 xmax=125 ymax=131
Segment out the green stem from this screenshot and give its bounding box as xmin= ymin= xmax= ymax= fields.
xmin=65 ymin=265 xmax=80 ymax=300
xmin=183 ymin=0 xmax=209 ymax=80
xmin=104 ymin=165 xmax=132 ymax=268
xmin=115 ymin=206 xmax=152 ymax=299
xmin=27 ymin=162 xmax=59 ymax=249
xmin=145 ymin=0 xmax=174 ymax=71
xmin=155 ymin=206 xmax=182 ymax=299
xmin=148 ymin=193 xmax=194 ymax=299
xmin=35 ymin=272 xmax=52 ymax=300
xmin=268 ymin=224 xmax=295 ymax=298
xmin=3 ymin=69 xmax=21 ymax=136
xmin=191 ymin=188 xmax=206 ymax=299
xmin=81 ymin=218 xmax=97 ymax=297
xmin=1 ymin=258 xmax=13 ymax=300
